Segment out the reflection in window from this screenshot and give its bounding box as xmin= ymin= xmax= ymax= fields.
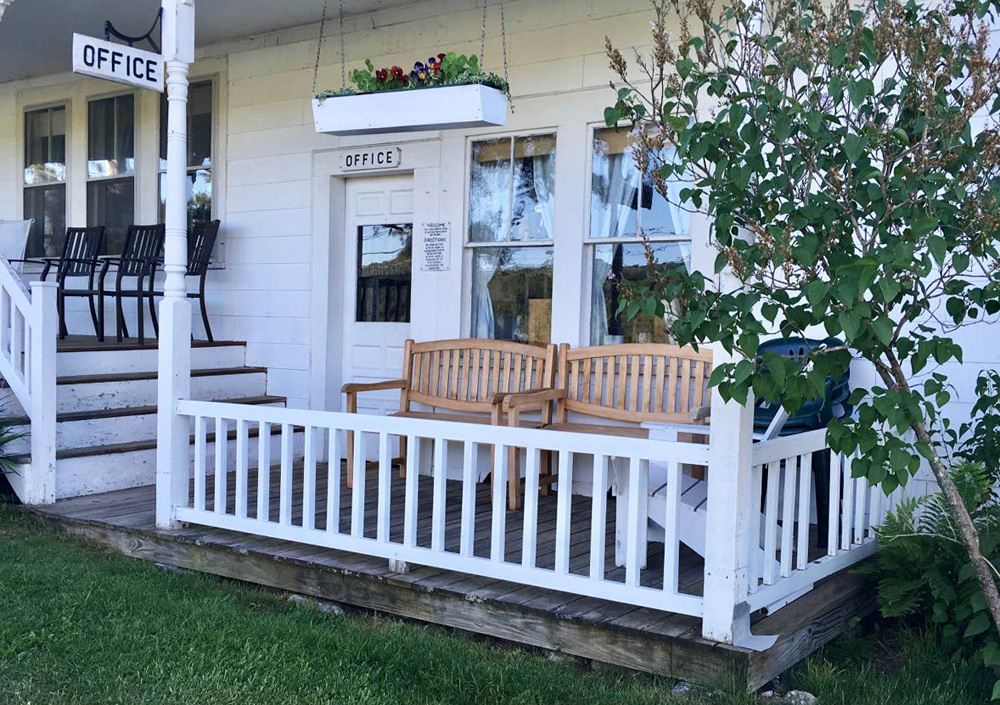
xmin=589 ymin=128 xmax=692 ymax=345
xmin=87 ymin=95 xmax=135 ymax=254
xmin=159 ymin=80 xmax=214 ymax=230
xmin=23 ymin=105 xmax=67 ymax=257
xmin=471 ymin=246 xmax=554 ymax=344
xmin=591 ymin=242 xmax=691 ymax=345
xmin=356 ymin=224 xmax=412 ymax=323
xmin=468 ymin=134 xmax=556 ymax=344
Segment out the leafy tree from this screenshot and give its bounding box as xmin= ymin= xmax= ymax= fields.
xmin=605 ymin=0 xmax=1000 ymax=641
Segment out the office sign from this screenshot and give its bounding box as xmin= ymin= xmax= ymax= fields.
xmin=339 ymin=147 xmax=402 ymax=172
xmin=72 ymin=33 xmax=164 ymax=92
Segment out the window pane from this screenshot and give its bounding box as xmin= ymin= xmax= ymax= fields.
xmin=639 ymin=146 xmax=690 ymax=237
xmin=24 ymin=106 xmax=67 ymax=185
xmin=590 ymin=128 xmax=639 ymax=239
xmin=469 ymin=138 xmax=511 ymax=243
xmin=158 ymin=169 xmax=213 ymax=229
xmin=159 ymin=81 xmax=213 ymax=170
xmin=88 ymin=95 xmax=135 ymax=178
xmin=511 ymin=135 xmax=556 ymax=241
xmin=591 ymin=241 xmax=691 ymax=345
xmin=471 ymin=246 xmax=553 ymax=344
xmin=23 ymin=183 xmax=65 ymax=258
xmin=356 ymin=224 xmax=412 ymax=323
xmin=88 ymin=178 xmax=134 ymax=254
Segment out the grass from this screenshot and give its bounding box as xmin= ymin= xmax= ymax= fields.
xmin=0 ymin=505 xmax=994 ymax=705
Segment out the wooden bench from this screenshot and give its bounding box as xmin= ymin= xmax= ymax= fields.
xmin=342 ymin=338 xmax=557 ymax=493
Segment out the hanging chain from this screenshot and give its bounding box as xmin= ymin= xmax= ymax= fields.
xmin=339 ymin=0 xmax=346 ymax=88
xmin=499 ymin=0 xmax=511 ymax=111
xmin=311 ymin=0 xmax=329 ymax=96
xmin=479 ymin=0 xmax=488 ymax=69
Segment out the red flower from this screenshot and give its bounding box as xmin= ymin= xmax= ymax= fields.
xmin=390 ymin=66 xmax=404 ymax=79
xmin=401 ymin=75 xmax=409 ymax=86
xmin=375 ymin=68 xmax=388 ymax=82
xmin=437 ymin=52 xmax=446 ymax=60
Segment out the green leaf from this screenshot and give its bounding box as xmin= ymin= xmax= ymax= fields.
xmin=992 ymin=679 xmax=1000 ymax=701
xmin=929 ymin=236 xmax=947 ymax=266
xmin=872 ymin=317 xmax=894 ymax=346
xmin=965 ymin=611 xmax=991 ymax=637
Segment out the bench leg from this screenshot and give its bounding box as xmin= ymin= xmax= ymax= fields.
xmin=398 ymin=435 xmax=408 ymax=479
xmin=345 ymin=393 xmax=357 ymax=490
xmin=507 ymin=445 xmax=521 ymax=511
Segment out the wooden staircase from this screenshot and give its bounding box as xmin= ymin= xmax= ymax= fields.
xmin=8 ymin=337 xmax=289 ymax=501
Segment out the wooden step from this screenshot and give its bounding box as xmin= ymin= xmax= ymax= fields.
xmin=57 ymin=339 xmax=247 ymax=376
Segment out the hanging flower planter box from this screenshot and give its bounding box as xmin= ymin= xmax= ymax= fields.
xmin=312 ymin=83 xmax=508 ymax=136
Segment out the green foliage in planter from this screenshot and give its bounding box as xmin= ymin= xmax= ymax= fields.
xmin=875 ymin=461 xmax=1000 ymax=696
xmin=316 ymin=52 xmax=508 ymax=101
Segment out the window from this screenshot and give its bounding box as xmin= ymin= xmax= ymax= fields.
xmin=468 ymin=134 xmax=556 ymax=344
xmin=589 ymin=128 xmax=692 ymax=345
xmin=356 ymin=223 xmax=412 ymax=323
xmin=23 ymin=106 xmax=67 ymax=257
xmin=87 ymin=94 xmax=135 ymax=254
xmin=159 ymin=80 xmax=213 ymax=229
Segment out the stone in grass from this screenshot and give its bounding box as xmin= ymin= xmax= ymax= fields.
xmin=783 ymin=691 xmax=818 ymax=705
xmin=286 ymin=593 xmax=346 ymax=615
xmin=671 ymin=681 xmax=697 ymax=698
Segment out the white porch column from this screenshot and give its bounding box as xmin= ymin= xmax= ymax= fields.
xmin=156 ymin=0 xmax=195 ymax=529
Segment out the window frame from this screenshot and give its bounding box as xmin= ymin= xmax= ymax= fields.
xmin=85 ymin=90 xmax=138 ymax=254
xmin=21 ymin=101 xmax=70 ymax=258
xmin=583 ymin=123 xmax=694 ymax=345
xmin=157 ymin=78 xmax=217 ymax=228
xmin=463 ymin=129 xmax=559 ymax=343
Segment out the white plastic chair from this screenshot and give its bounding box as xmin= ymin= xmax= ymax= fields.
xmin=0 ymin=219 xmax=32 ymax=277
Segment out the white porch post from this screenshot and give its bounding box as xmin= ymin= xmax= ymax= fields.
xmin=155 ymin=0 xmax=195 ymax=529
xmin=25 ymin=281 xmax=58 ymax=504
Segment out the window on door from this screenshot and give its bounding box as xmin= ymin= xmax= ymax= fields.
xmin=158 ymin=80 xmax=214 ymax=229
xmin=356 ymin=223 xmax=412 ymax=323
xmin=22 ymin=105 xmax=67 ymax=257
xmin=467 ymin=134 xmax=556 ymax=345
xmin=588 ymin=127 xmax=692 ymax=345
xmin=87 ymin=94 xmax=135 ymax=254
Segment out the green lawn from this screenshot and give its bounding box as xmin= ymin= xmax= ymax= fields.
xmin=0 ymin=505 xmax=993 ymax=705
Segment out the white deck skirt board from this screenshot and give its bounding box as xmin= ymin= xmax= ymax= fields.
xmin=56 ymin=369 xmax=267 ymax=413
xmin=312 ymin=84 xmax=508 ymax=135
xmin=56 ymin=343 xmax=246 ymax=377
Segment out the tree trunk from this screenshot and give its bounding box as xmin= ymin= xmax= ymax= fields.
xmin=911 ymin=419 xmax=1000 ymax=635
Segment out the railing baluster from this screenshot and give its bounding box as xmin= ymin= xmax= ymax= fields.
xmin=748 ymin=463 xmax=763 ymax=592
xmin=521 ymin=447 xmax=540 ymax=568
xmin=827 ymin=450 xmax=841 ymax=556
xmin=868 ymin=481 xmax=882 ymax=537
xmin=10 ymin=299 xmax=21 ymax=383
xmin=350 ymin=429 xmax=365 ymax=537
xmin=327 ymin=428 xmax=341 ymax=533
xmin=589 ymin=454 xmax=608 ymax=581
xmin=235 ymin=419 xmax=249 ymax=519
xmin=279 ymin=423 xmax=293 ymax=526
xmin=490 ymin=443 xmax=508 ymax=562
xmin=762 ymin=461 xmax=781 ymax=585
xmin=376 ymin=432 xmax=391 ymax=542
xmin=431 ymin=438 xmax=448 ymax=551
xmin=194 ymin=415 xmax=207 ymax=511
xmin=403 ymin=435 xmax=419 ymax=546
xmin=0 ymin=289 xmax=10 ymax=363
xmin=623 ymin=456 xmax=646 ymax=588
xmin=662 ymin=460 xmax=681 ymax=593
xmin=214 ymin=417 xmax=227 ymax=514
xmin=257 ymin=421 xmax=271 ymax=521
xmin=303 ymin=426 xmax=316 ymax=530
xmin=796 ymin=453 xmax=812 ymax=571
xmin=853 ymin=469 xmax=868 ymax=545
xmin=780 ymin=456 xmax=797 ymax=578
xmin=554 ymin=449 xmax=573 ymax=575
xmin=840 ymin=453 xmax=854 ymax=552
xmin=460 ymin=441 xmax=477 ymax=556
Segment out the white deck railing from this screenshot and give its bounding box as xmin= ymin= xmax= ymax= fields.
xmin=174 ymin=399 xmax=709 ymax=617
xmin=0 ymin=256 xmax=57 ymax=504
xmin=744 ymin=428 xmax=900 ymax=611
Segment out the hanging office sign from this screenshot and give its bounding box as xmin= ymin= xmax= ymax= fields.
xmin=339 ymin=147 xmax=402 ymax=172
xmin=420 ymin=222 xmax=451 ymax=272
xmin=72 ymin=33 xmax=164 ymax=92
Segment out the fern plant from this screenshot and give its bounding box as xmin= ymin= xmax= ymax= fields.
xmin=0 ymin=396 xmax=27 ymax=477
xmin=875 ymin=462 xmax=1000 ymax=694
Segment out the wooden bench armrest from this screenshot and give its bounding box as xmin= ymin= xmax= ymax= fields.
xmin=342 ymin=379 xmax=408 ymax=395
xmin=690 ymin=405 xmax=711 ymax=423
xmin=502 ymin=387 xmax=566 ymax=412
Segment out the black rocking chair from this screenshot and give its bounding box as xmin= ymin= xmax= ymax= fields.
xmin=151 ymin=220 xmax=221 ymax=342
xmin=33 ymin=226 xmax=107 ymax=340
xmin=98 ymin=224 xmax=166 ymax=344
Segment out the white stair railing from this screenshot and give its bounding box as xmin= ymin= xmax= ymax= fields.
xmin=0 ymin=255 xmax=58 ymax=504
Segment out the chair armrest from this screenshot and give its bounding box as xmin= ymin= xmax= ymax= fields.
xmin=501 ymin=387 xmax=566 ymax=412
xmin=690 ymin=405 xmax=711 ymax=423
xmin=341 ymin=379 xmax=408 ymax=394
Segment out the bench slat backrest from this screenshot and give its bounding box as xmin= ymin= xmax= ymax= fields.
xmin=402 ymin=338 xmax=556 ymax=414
xmin=557 ymin=343 xmax=713 ymax=424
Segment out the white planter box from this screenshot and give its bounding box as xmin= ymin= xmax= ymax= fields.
xmin=312 ymin=84 xmax=508 ymax=136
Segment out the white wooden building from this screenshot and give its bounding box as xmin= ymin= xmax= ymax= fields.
xmin=0 ymin=0 xmax=993 ymax=688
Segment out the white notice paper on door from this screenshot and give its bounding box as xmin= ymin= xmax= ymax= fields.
xmin=420 ymin=222 xmax=451 ymax=272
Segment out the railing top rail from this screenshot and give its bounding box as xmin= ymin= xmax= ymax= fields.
xmin=752 ymin=427 xmax=830 ymax=466
xmin=177 ymin=399 xmax=713 ymax=465
xmin=0 ymin=254 xmax=32 ymax=311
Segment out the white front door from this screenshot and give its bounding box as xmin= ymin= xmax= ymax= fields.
xmin=342 ymin=175 xmax=414 ymax=416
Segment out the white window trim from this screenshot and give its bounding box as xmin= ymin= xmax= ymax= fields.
xmin=84 ymin=89 xmax=139 ymax=245
xmin=20 ymin=101 xmax=70 ymax=258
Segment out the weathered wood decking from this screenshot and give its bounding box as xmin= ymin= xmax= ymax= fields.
xmin=27 ymin=465 xmax=876 ymax=689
